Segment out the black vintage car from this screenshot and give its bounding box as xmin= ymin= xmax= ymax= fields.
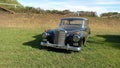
xmin=41 ymin=17 xmax=91 ymax=51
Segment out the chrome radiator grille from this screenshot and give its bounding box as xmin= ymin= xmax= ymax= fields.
xmin=54 ymin=30 xmax=66 ymax=46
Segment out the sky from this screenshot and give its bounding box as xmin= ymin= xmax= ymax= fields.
xmin=18 ymin=0 xmax=120 ymax=15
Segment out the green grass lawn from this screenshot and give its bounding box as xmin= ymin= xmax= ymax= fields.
xmin=0 ymin=28 xmax=120 ymax=68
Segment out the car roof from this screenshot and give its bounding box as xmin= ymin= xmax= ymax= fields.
xmin=61 ymin=17 xmax=88 ymax=20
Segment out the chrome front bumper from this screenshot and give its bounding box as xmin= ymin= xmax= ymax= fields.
xmin=41 ymin=42 xmax=81 ymax=51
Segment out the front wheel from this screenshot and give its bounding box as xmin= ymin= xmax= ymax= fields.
xmin=79 ymin=40 xmax=84 ymax=47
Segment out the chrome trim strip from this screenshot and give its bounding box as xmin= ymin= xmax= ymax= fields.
xmin=41 ymin=42 xmax=81 ymax=51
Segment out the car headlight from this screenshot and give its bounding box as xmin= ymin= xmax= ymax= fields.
xmin=42 ymin=32 xmax=49 ymax=38
xmin=73 ymin=35 xmax=80 ymax=42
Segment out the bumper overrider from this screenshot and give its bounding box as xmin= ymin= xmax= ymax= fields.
xmin=41 ymin=42 xmax=81 ymax=51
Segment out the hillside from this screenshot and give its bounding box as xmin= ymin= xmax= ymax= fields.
xmin=0 ymin=0 xmax=20 ymax=4
xmin=0 ymin=0 xmax=23 ymax=13
xmin=0 ymin=0 xmax=22 ymax=9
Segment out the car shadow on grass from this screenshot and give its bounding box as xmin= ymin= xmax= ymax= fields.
xmin=97 ymin=35 xmax=120 ymax=49
xmin=87 ymin=36 xmax=105 ymax=44
xmin=23 ymin=34 xmax=72 ymax=54
xmin=88 ymin=35 xmax=120 ymax=49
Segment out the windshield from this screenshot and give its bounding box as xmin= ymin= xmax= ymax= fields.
xmin=60 ymin=19 xmax=84 ymax=26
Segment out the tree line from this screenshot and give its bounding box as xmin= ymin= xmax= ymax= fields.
xmin=12 ymin=6 xmax=98 ymax=17
xmin=0 ymin=5 xmax=120 ymax=17
xmin=100 ymin=12 xmax=120 ymax=18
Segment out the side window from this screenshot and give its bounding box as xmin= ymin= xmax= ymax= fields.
xmin=84 ymin=20 xmax=88 ymax=27
xmin=84 ymin=20 xmax=89 ymax=29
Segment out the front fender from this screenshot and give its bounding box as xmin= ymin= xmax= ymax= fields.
xmin=45 ymin=29 xmax=56 ymax=43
